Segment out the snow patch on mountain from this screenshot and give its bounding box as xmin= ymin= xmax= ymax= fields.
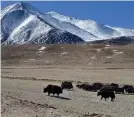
xmin=106 ymin=25 xmax=134 ymax=36
xmin=1 ymin=2 xmax=98 ymax=42
xmin=4 ymin=15 xmax=53 ymax=44
xmin=1 ymin=2 xmax=134 ymax=45
xmin=47 ymin=11 xmax=134 ymax=39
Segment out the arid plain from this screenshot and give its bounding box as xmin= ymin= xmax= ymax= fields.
xmin=1 ymin=44 xmax=134 ymax=117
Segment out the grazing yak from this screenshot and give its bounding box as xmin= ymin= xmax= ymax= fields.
xmin=80 ymin=83 xmax=90 ymax=91
xmin=115 ymin=87 xmax=124 ymax=94
xmin=100 ymin=85 xmax=114 ymax=92
xmin=92 ymin=82 xmax=104 ymax=91
xmin=123 ymin=85 xmax=133 ymax=89
xmin=43 ymin=84 xmax=63 ymax=97
xmin=97 ymin=90 xmax=115 ymax=101
xmin=110 ymin=83 xmax=119 ymax=91
xmin=125 ymin=87 xmax=134 ymax=94
xmin=76 ymin=82 xmax=103 ymax=92
xmin=61 ymin=81 xmax=73 ymax=89
xmin=76 ymin=83 xmax=95 ymax=91
xmin=123 ymin=85 xmax=133 ymax=92
xmin=82 ymin=84 xmax=94 ymax=91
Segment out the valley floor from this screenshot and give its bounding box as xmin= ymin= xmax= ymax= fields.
xmin=1 ymin=44 xmax=134 ymax=117
xmin=1 ymin=65 xmax=134 ymax=117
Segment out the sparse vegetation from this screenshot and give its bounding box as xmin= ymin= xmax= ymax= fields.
xmin=2 ymin=44 xmax=134 ymax=66
xmin=2 ymin=44 xmax=134 ymax=117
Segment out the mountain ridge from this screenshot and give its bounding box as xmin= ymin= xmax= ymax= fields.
xmin=1 ymin=2 xmax=134 ymax=45
xmin=47 ymin=11 xmax=134 ymax=39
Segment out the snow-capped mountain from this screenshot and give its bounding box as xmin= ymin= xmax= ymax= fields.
xmin=1 ymin=2 xmax=96 ymax=44
xmin=47 ymin=11 xmax=134 ymax=39
xmin=1 ymin=2 xmax=134 ymax=45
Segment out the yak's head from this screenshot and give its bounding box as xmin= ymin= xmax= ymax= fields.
xmin=43 ymin=87 xmax=48 ymax=93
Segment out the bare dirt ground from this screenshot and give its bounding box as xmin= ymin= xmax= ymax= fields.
xmin=1 ymin=44 xmax=134 ymax=117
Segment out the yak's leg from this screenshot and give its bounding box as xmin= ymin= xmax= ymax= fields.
xmin=57 ymin=93 xmax=59 ymax=97
xmin=53 ymin=93 xmax=54 ymax=96
xmin=101 ymin=96 xmax=103 ymax=100
xmin=48 ymin=93 xmax=50 ymax=96
xmin=105 ymin=98 xmax=107 ymax=101
xmin=111 ymin=98 xmax=114 ymax=102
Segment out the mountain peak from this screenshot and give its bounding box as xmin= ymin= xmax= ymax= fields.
xmin=15 ymin=2 xmax=25 ymax=6
xmin=8 ymin=2 xmax=29 ymax=10
xmin=47 ymin=11 xmax=59 ymax=15
xmin=1 ymin=2 xmax=42 ymax=19
xmin=11 ymin=2 xmax=38 ymax=11
xmin=2 ymin=2 xmax=30 ymax=15
xmin=47 ymin=11 xmax=77 ymax=24
xmin=1 ymin=2 xmax=134 ymax=45
xmin=14 ymin=2 xmax=28 ymax=8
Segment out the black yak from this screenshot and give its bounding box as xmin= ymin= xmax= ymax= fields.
xmin=76 ymin=83 xmax=100 ymax=92
xmin=110 ymin=83 xmax=119 ymax=91
xmin=115 ymin=87 xmax=124 ymax=94
xmin=92 ymin=82 xmax=104 ymax=91
xmin=43 ymin=85 xmax=63 ymax=97
xmin=100 ymin=85 xmax=114 ymax=92
xmin=97 ymin=90 xmax=115 ymax=101
xmin=123 ymin=85 xmax=133 ymax=89
xmin=61 ymin=81 xmax=73 ymax=89
xmin=76 ymin=84 xmax=82 ymax=88
xmin=76 ymin=83 xmax=91 ymax=91
xmin=125 ymin=87 xmax=134 ymax=94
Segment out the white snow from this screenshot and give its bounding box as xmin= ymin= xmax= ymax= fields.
xmin=105 ymin=44 xmax=110 ymax=47
xmin=4 ymin=14 xmax=52 ymax=44
xmin=1 ymin=2 xmax=21 ymax=19
xmin=36 ymin=46 xmax=46 ymax=55
xmin=1 ymin=2 xmax=134 ymax=45
xmin=39 ymin=46 xmax=46 ymax=51
xmin=47 ymin=11 xmax=134 ymax=40
xmin=104 ymin=45 xmax=111 ymax=49
xmin=1 ymin=2 xmax=98 ymax=43
xmin=106 ymin=25 xmax=134 ymax=37
xmin=8 ymin=15 xmax=36 ymax=41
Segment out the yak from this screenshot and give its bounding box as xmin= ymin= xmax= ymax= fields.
xmin=61 ymin=81 xmax=73 ymax=89
xmin=43 ymin=84 xmax=63 ymax=97
xmin=76 ymin=83 xmax=92 ymax=91
xmin=115 ymin=87 xmax=124 ymax=94
xmin=76 ymin=83 xmax=102 ymax=92
xmin=110 ymin=83 xmax=119 ymax=91
xmin=100 ymin=85 xmax=114 ymax=92
xmin=123 ymin=85 xmax=133 ymax=91
xmin=92 ymin=82 xmax=104 ymax=91
xmin=76 ymin=84 xmax=82 ymax=88
xmin=125 ymin=87 xmax=134 ymax=94
xmin=97 ymin=90 xmax=115 ymax=101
